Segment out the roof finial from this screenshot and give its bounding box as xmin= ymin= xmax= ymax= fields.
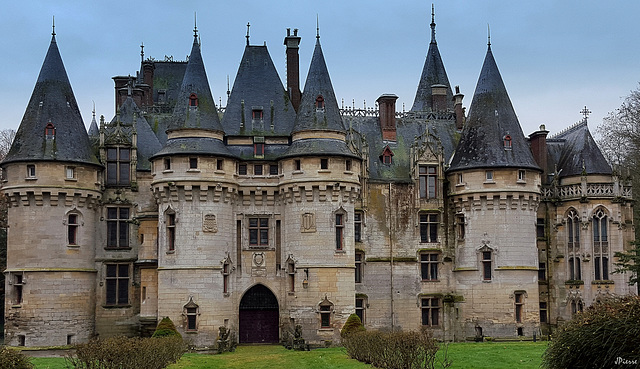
xmin=430 ymin=4 xmax=436 ymax=44
xmin=316 ymin=14 xmax=320 ymax=40
xmin=92 ymin=101 xmax=96 ymax=118
xmin=52 ymin=16 xmax=56 ymax=36
xmin=246 ymin=22 xmax=250 ymax=45
xmin=580 ymin=105 xmax=592 ymax=122
xmin=227 ymin=74 xmax=231 ymax=103
xmin=194 ymin=12 xmax=198 ymax=38
xmin=487 ymin=24 xmax=491 ymax=46
xmin=140 ymin=42 xmax=144 ymax=63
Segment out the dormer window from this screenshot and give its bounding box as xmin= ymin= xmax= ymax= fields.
xmin=252 ymin=109 xmax=264 ymax=120
xmin=503 ymin=135 xmax=512 ymax=150
xmin=316 ymin=95 xmax=325 ymax=110
xmin=45 ymin=122 xmax=55 ymax=139
xmin=189 ymin=93 xmax=198 ymax=107
xmin=380 ymin=146 xmax=394 ymax=165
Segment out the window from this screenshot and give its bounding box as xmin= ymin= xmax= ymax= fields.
xmin=189 ymin=93 xmax=198 ymax=107
xmin=68 ymin=213 xmax=78 ymax=245
xmin=421 ymin=297 xmax=440 ymax=326
xmin=457 ymin=173 xmax=463 ymax=185
xmin=355 ymin=298 xmax=365 ymax=324
xmin=66 ymin=166 xmax=76 ymax=179
xmin=381 ymin=146 xmax=393 ymax=165
xmin=571 ymin=300 xmax=584 ymax=316
xmin=287 ymin=260 xmax=295 ymax=292
xmin=485 ymin=170 xmax=494 ymax=181
xmin=514 ymin=292 xmax=524 ymax=323
xmin=419 ymin=165 xmax=438 ymax=198
xmin=567 ymin=210 xmax=580 ymax=250
xmin=536 ymin=218 xmax=545 ymax=238
xmin=189 ymin=157 xmax=198 ymax=169
xmin=18 ymin=335 xmax=25 ymax=347
xmin=249 ymin=218 xmax=269 ymax=246
xmin=26 ymin=164 xmax=36 ymax=178
xmin=252 ymin=109 xmax=264 ymax=120
xmin=45 ymin=122 xmax=55 ymax=138
xmin=217 ymin=159 xmax=224 ymax=171
xmin=419 ymin=213 xmax=438 ymax=243
xmin=593 ymin=209 xmax=609 ymax=280
xmin=167 ymin=213 xmax=176 ymax=251
xmin=107 ymin=207 xmax=129 ymax=249
xmin=383 ymin=154 xmax=392 ymax=164
xmin=539 ymin=301 xmax=548 ymax=323
xmin=503 ymin=135 xmax=512 ymax=149
xmin=355 ymin=252 xmax=363 ymax=283
xmin=186 ymin=307 xmax=198 ymax=330
xmin=538 ymin=262 xmax=546 ymax=281
xmin=420 ymin=253 xmax=439 ymax=281
xmin=354 ymin=211 xmax=363 ymax=242
xmin=294 ymin=160 xmax=301 ymax=171
xmin=320 ymin=305 xmax=331 ymax=328
xmin=105 ymin=264 xmax=129 ymax=306
xmin=269 ymin=164 xmax=278 ymax=175
xmin=518 ymin=170 xmax=526 ymax=181
xmin=164 ymin=158 xmax=171 ymax=170
xmin=320 ymin=158 xmax=329 ymax=170
xmin=254 ymin=143 xmax=264 ymax=158
xmin=222 ymin=261 xmax=231 ymax=294
xmin=106 ymin=147 xmax=130 ymax=185
xmin=335 ymin=213 xmax=344 ymax=250
xmin=239 ymin=163 xmax=247 ymax=175
xmin=316 ymin=95 xmax=325 ymax=110
xmin=345 ymin=160 xmax=352 ymax=171
xmin=13 ymin=273 xmax=23 ymax=305
xmin=456 ymin=214 xmax=465 ymax=240
xmin=254 ymin=164 xmax=263 ymax=176
xmin=568 ymin=257 xmax=581 ymax=280
xmin=482 ymin=251 xmax=492 ymax=281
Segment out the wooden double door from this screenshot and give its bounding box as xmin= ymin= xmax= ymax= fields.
xmin=239 ymin=284 xmax=279 ymax=343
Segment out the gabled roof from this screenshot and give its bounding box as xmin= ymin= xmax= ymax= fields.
xmin=3 ymin=34 xmax=98 ymax=166
xmin=548 ymin=120 xmax=611 ymax=177
xmin=168 ymin=31 xmax=223 ymax=133
xmin=411 ymin=9 xmax=454 ymax=112
xmin=221 ymin=44 xmax=296 ymax=136
xmin=448 ymin=44 xmax=539 ymax=172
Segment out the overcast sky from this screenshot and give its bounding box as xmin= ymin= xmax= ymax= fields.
xmin=1 ymin=1 xmax=639 ymax=137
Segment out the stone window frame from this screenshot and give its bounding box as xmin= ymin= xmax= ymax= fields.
xmin=419 ymin=212 xmax=439 ymax=243
xmin=165 ymin=208 xmax=177 ymax=253
xmin=420 ymin=252 xmax=439 ymax=281
xmin=286 ymin=256 xmax=296 ymax=293
xmin=420 ymin=295 xmax=440 ymax=327
xmin=477 ymin=245 xmax=495 ymax=281
xmin=183 ymin=296 xmax=200 ymax=332
xmin=106 ymin=147 xmax=131 ymax=186
xmin=592 ymin=207 xmax=610 ymax=281
xmin=105 ymin=206 xmax=130 ymax=250
xmin=355 ymin=295 xmax=367 ymax=325
xmin=355 ymin=251 xmax=364 ymax=283
xmin=248 ymin=216 xmax=270 ymax=247
xmin=513 ymin=290 xmax=527 ymax=323
xmin=418 ymin=164 xmax=438 ymax=199
xmin=221 ymin=256 xmax=234 ymax=296
xmin=333 ymin=208 xmax=347 ymax=252
xmin=104 ymin=263 xmax=130 ymax=307
xmin=65 ymin=209 xmax=83 ymax=247
xmin=354 ymin=210 xmax=364 ymax=243
xmin=318 ymin=296 xmax=334 ymax=329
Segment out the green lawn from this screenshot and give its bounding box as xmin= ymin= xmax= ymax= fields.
xmin=29 ymin=342 xmax=547 ymax=369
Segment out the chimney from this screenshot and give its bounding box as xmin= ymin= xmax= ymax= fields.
xmin=377 ymin=94 xmax=398 ymax=141
xmin=453 ymin=85 xmax=464 ymax=130
xmin=112 ymin=76 xmax=130 ymax=112
xmin=142 ymin=61 xmax=155 ymax=107
xmin=431 ymin=84 xmax=447 ymax=111
xmin=529 ymin=124 xmax=549 ymax=183
xmin=284 ymin=28 xmax=301 ymax=112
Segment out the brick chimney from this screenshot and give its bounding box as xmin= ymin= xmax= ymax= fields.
xmin=453 ymin=85 xmax=464 ymax=130
xmin=112 ymin=76 xmax=129 ymax=112
xmin=142 ymin=61 xmax=155 ymax=107
xmin=284 ymin=28 xmax=301 ymax=112
xmin=431 ymin=84 xmax=447 ymax=111
xmin=529 ymin=124 xmax=549 ymax=183
xmin=377 ymin=94 xmax=398 ymax=141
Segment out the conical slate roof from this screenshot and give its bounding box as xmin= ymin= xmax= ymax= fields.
xmin=448 ymin=45 xmax=539 ymax=172
xmin=3 ymin=34 xmax=98 ymax=166
xmin=550 ymin=121 xmax=611 ymax=177
xmin=88 ymin=109 xmax=99 ymax=137
xmin=168 ymin=31 xmax=223 ymax=132
xmin=411 ymin=10 xmax=453 ymax=112
xmin=221 ymin=44 xmax=296 ymax=136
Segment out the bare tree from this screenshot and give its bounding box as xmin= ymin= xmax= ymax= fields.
xmin=597 ymin=86 xmax=640 ymax=171
xmin=0 ymin=129 xmax=15 ymax=162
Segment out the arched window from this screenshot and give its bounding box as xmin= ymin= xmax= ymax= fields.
xmin=315 ymin=95 xmax=325 ymax=110
xmin=593 ymin=208 xmax=609 ymax=280
xmin=567 ymin=209 xmax=582 ymax=280
xmin=45 ymin=122 xmax=55 ymax=138
xmin=503 ymin=134 xmax=512 ymax=149
xmin=189 ymin=93 xmax=198 ymax=107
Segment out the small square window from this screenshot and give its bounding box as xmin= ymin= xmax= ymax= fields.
xmin=189 ymin=158 xmax=198 ymax=169
xmin=485 ymin=171 xmax=493 ymax=181
xmin=252 ymin=109 xmax=264 ymax=120
xmin=66 ymin=166 xmax=76 ymax=179
xmin=254 ymin=165 xmax=263 ymax=176
xmin=269 ymin=164 xmax=278 ymax=175
xmin=321 ymin=158 xmax=329 ymax=170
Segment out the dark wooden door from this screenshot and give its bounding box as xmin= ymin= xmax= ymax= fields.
xmin=239 ymin=284 xmax=279 ymax=343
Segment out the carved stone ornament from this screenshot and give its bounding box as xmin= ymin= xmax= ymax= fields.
xmin=203 ymin=214 xmax=218 ymax=233
xmin=301 ymin=212 xmax=316 ymax=233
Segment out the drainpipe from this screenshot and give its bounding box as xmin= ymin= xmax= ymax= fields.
xmin=389 ymin=182 xmax=394 ymax=331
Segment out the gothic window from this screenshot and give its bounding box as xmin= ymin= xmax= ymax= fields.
xmin=319 ymin=298 xmax=333 ymax=328
xmin=355 ymin=252 xmax=364 ymax=283
xmin=419 ymin=213 xmax=438 ymax=243
xmin=482 ymin=250 xmax=492 ymax=281
xmin=249 ymin=217 xmax=269 ymax=246
xmin=355 ymin=297 xmax=366 ymax=324
xmin=45 ymin=122 xmax=55 ymax=138
xmin=106 ymin=207 xmax=129 ymax=249
xmin=189 ymin=93 xmax=198 ymax=107
xmin=354 ymin=211 xmax=363 ymax=242
xmin=184 ymin=297 xmax=199 ymax=331
xmin=335 ymin=213 xmax=345 ymax=250
xmin=421 ymin=297 xmax=440 ymax=326
xmin=503 ymin=135 xmax=512 ymax=149
xmin=166 ymin=212 xmax=176 ymax=252
xmin=105 ymin=264 xmax=129 ymax=306
xmin=106 ymin=147 xmax=130 ymax=186
xmin=569 ymin=257 xmax=582 ymax=280
xmin=567 ymin=210 xmax=580 ymax=251
xmin=570 ymin=299 xmax=584 ymax=316
xmin=514 ymin=291 xmax=525 ymax=323
xmin=316 ymin=95 xmax=325 ymax=110
xmin=593 ymin=209 xmax=609 ymax=280
xmin=420 ymin=253 xmax=439 ymax=281
xmin=68 ymin=213 xmax=79 ymax=245
xmin=419 ymin=165 xmax=438 ymax=199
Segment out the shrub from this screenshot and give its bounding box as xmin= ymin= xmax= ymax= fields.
xmin=65 ymin=336 xmax=187 ymax=369
xmin=542 ymin=295 xmax=640 ymax=369
xmin=0 ymin=346 xmax=33 ymax=369
xmin=152 ymin=317 xmax=181 ymax=338
xmin=340 ymin=314 xmax=365 ymax=338
xmin=342 ymin=327 xmax=450 ymax=369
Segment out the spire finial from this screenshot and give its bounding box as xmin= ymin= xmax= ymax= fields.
xmin=194 ymin=12 xmax=198 ymax=38
xmin=246 ymin=22 xmax=250 ymax=45
xmin=140 ymin=42 xmax=144 ymax=63
xmin=430 ymin=4 xmax=436 ymax=44
xmin=52 ymin=16 xmax=56 ymax=36
xmin=316 ymin=14 xmax=320 ymax=40
xmin=92 ymin=101 xmax=96 ymax=116
xmin=487 ymin=24 xmax=491 ymax=46
xmin=580 ymin=105 xmax=592 ymax=122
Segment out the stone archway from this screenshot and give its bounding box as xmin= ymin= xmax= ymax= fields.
xmin=239 ymin=284 xmax=279 ymax=343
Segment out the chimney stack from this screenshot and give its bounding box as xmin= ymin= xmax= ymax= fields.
xmin=377 ymin=94 xmax=398 ymax=141
xmin=431 ymin=84 xmax=447 ymax=112
xmin=529 ymin=124 xmax=549 ymax=183
xmin=453 ymin=85 xmax=464 ymax=130
xmin=284 ymin=28 xmax=301 ymax=112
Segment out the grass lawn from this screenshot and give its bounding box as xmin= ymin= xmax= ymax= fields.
xmin=28 ymin=341 xmax=547 ymax=368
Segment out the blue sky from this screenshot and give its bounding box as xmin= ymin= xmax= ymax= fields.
xmin=1 ymin=1 xmax=639 ymax=137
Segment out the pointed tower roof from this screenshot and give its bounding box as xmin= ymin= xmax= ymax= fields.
xmin=168 ymin=28 xmax=223 ymax=133
xmin=448 ymin=44 xmax=539 ymax=172
xmin=549 ymin=120 xmax=611 ymax=177
xmin=3 ymin=33 xmax=98 ymax=166
xmin=88 ymin=105 xmax=99 ymax=137
xmin=411 ymin=6 xmax=454 ymax=112
xmin=221 ymin=43 xmax=296 ymax=136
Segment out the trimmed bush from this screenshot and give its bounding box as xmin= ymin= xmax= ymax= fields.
xmin=342 ymin=327 xmax=450 ymax=369
xmin=65 ymin=336 xmax=187 ymax=369
xmin=542 ymin=295 xmax=640 ymax=369
xmin=152 ymin=317 xmax=181 ymax=338
xmin=0 ymin=346 xmax=33 ymax=369
xmin=340 ymin=314 xmax=365 ymax=338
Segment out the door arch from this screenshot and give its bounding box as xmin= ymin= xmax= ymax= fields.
xmin=239 ymin=284 xmax=279 ymax=343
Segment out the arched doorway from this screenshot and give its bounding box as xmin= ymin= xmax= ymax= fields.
xmin=239 ymin=284 xmax=279 ymax=343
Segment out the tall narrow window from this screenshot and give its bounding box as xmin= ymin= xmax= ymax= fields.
xmin=503 ymin=135 xmax=512 ymax=149
xmin=164 ymin=158 xmax=171 ymax=170
xmin=319 ymin=299 xmax=333 ymax=328
xmin=345 ymin=160 xmax=352 ymax=171
xmin=456 ymin=214 xmax=465 ymax=240
xmin=482 ymin=251 xmax=492 ymax=281
xmin=420 ymin=253 xmax=439 ymax=281
xmin=167 ymin=213 xmax=176 ymax=251
xmin=567 ymin=209 xmax=582 ymax=280
xmin=569 ymin=257 xmax=581 ymax=280
xmin=419 ymin=213 xmax=438 ymax=243
xmin=239 ymin=163 xmax=247 ymax=175
xmin=106 ymin=147 xmax=131 ymax=185
xmin=539 ymin=301 xmax=548 ymax=323
xmin=68 ymin=213 xmax=78 ymax=245
xmin=294 ymin=160 xmax=301 ymax=171
xmin=538 ymin=262 xmax=547 ymax=281
xmin=26 ymin=164 xmax=36 ymax=178
xmin=107 ymin=207 xmax=129 ymax=249
xmin=249 ymin=218 xmax=269 ymax=246
xmin=189 ymin=157 xmax=198 ymax=169
xmin=45 ymin=122 xmax=55 ymax=138
xmin=320 ymin=158 xmax=329 ymax=170
xmin=186 ymin=307 xmax=198 ymax=330
xmin=254 ymin=143 xmax=264 ymax=158
xmin=421 ymin=297 xmax=440 ymax=326
xmin=316 ymin=95 xmax=325 ymax=110
xmin=189 ymin=93 xmax=198 ymax=107
xmin=13 ymin=274 xmax=23 ymax=305
xmin=536 ymin=218 xmax=545 ymax=238
xmin=222 ymin=261 xmax=230 ymax=294
xmin=105 ymin=264 xmax=129 ymax=306
xmin=354 ymin=211 xmax=363 ymax=242
xmin=217 ymin=159 xmax=224 ymax=171
xmin=287 ymin=261 xmax=295 ymax=292
xmin=485 ymin=170 xmax=494 ymax=181
xmin=419 ymin=165 xmax=438 ymax=199
xmin=355 ymin=252 xmax=363 ymax=283
xmin=514 ymin=292 xmax=525 ymax=323
xmin=593 ymin=209 xmax=609 ymax=280
xmin=335 ymin=213 xmax=344 ymax=250
xmin=355 ymin=298 xmax=365 ymax=324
